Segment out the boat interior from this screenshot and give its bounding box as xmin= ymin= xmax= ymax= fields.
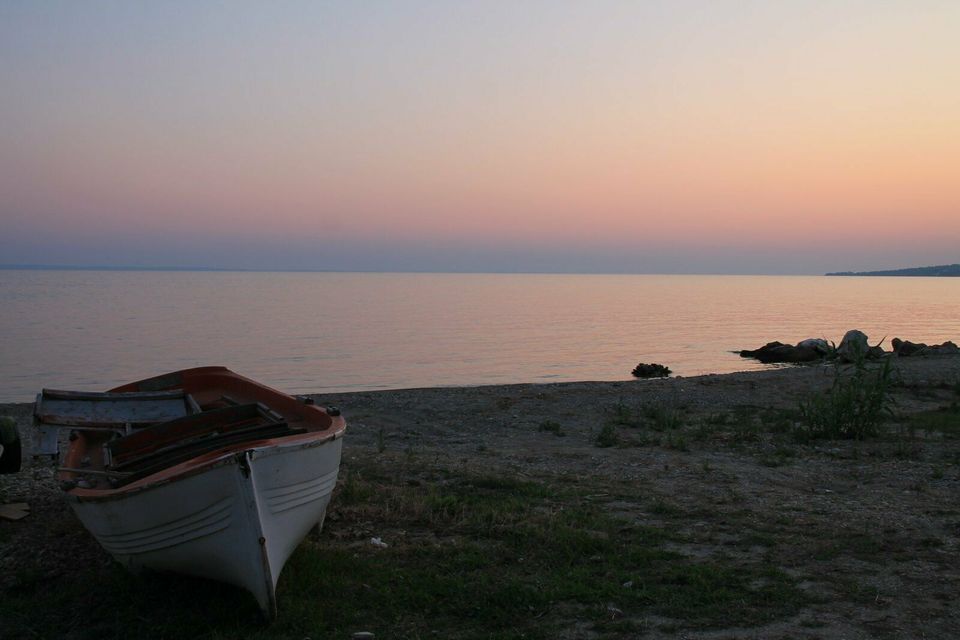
xmin=35 ymin=383 xmax=315 ymax=489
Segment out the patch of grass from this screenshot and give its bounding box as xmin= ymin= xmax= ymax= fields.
xmin=722 ymin=409 xmax=764 ymax=444
xmin=606 ymin=397 xmax=685 ymax=432
xmin=619 ymin=431 xmax=660 ymax=447
xmin=909 ymin=403 xmax=960 ymax=437
xmin=607 ymin=398 xmax=640 ymax=427
xmin=538 ymin=420 xmax=566 ymax=437
xmin=800 ymin=617 xmax=828 ymax=628
xmin=704 ymin=412 xmax=732 ymax=426
xmin=2 ymin=460 xmax=809 ymax=640
xmin=758 ymin=408 xmax=798 ymax=434
xmin=797 ymin=356 xmax=896 ymax=440
xmin=640 ymin=400 xmax=684 ymax=431
xmin=759 ymin=446 xmax=796 ymax=467
xmin=650 ymin=498 xmax=683 ymax=517
xmin=692 ymin=413 xmax=731 ymax=442
xmin=813 ymin=530 xmax=897 ymax=563
xmin=739 ymin=532 xmax=777 ymax=548
xmin=664 ymin=432 xmax=689 ymax=451
xmin=337 ymin=469 xmax=377 ymax=505
xmin=595 ymin=423 xmax=619 ymax=448
xmin=919 ymin=536 xmax=944 ymax=548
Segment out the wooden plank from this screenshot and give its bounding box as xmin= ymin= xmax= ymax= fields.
xmin=0 ymin=503 xmax=29 ymax=521
xmin=58 ymin=467 xmax=131 ymax=478
xmin=40 ymin=389 xmax=185 ymax=401
xmin=108 ymin=403 xmax=270 ymax=460
xmin=185 ymin=393 xmax=202 ymax=414
xmin=35 ymin=391 xmax=189 ymax=427
xmin=111 ymin=424 xmax=306 ymax=485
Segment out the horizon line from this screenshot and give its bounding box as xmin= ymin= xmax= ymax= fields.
xmin=1 ymin=263 xmax=826 ymax=276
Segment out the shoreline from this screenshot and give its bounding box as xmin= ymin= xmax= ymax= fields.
xmin=3 ymin=355 xmax=960 ymax=638
xmin=0 ymin=358 xmax=886 ymax=412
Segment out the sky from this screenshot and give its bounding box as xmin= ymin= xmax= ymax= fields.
xmin=1 ymin=1 xmax=958 ymax=274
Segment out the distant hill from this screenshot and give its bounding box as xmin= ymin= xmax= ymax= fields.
xmin=826 ymin=263 xmax=960 ymax=277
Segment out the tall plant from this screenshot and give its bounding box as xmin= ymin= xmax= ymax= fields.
xmin=797 ymin=347 xmax=895 ymax=440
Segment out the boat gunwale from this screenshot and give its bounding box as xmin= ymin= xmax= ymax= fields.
xmin=56 ymin=365 xmax=346 ymax=503
xmin=66 ymin=423 xmax=345 ymax=503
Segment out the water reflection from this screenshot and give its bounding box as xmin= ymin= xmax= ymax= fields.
xmin=1 ymin=271 xmax=957 ymax=402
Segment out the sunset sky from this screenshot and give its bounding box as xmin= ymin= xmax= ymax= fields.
xmin=1 ymin=1 xmax=958 ymax=274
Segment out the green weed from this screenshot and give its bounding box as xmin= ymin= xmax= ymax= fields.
xmin=607 ymin=398 xmax=640 ymax=427
xmin=639 ymin=400 xmax=684 ymax=431
xmin=797 ymin=356 xmax=896 ymax=440
xmin=909 ymin=403 xmax=960 ymax=437
xmin=664 ymin=432 xmax=689 ymax=451
xmin=595 ymin=423 xmax=619 ymax=448
xmin=538 ymin=420 xmax=566 ymax=437
xmin=1 ymin=462 xmax=808 ymax=639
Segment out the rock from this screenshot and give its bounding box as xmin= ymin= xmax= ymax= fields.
xmin=777 ymin=346 xmax=821 ymax=363
xmin=891 ymin=338 xmax=959 ymax=356
xmin=739 ymin=342 xmax=821 ymax=364
xmin=867 ymin=345 xmax=886 ymax=359
xmin=740 ymin=341 xmax=787 ymax=360
xmin=837 ymin=330 xmax=870 ymax=362
xmin=892 ymin=338 xmax=927 ymax=356
xmin=797 ymin=338 xmax=831 ymax=355
xmin=631 ymin=363 xmax=671 ymax=378
xmin=932 ymin=341 xmax=960 ymax=355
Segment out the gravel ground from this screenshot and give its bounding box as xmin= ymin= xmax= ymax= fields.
xmin=3 ymin=355 xmax=960 ymax=639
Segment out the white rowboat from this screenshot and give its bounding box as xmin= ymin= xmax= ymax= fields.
xmin=34 ymin=367 xmax=346 ymax=617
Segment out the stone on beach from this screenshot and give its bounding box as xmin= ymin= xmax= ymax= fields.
xmin=837 ymin=329 xmax=870 ymax=362
xmin=892 ymin=338 xmax=960 ymax=357
xmin=740 ymin=331 xmax=960 ymax=365
xmin=739 ymin=341 xmax=822 ymax=364
xmin=740 ymin=331 xmax=893 ymax=364
xmin=631 ymin=363 xmax=672 ymax=378
xmin=797 ymin=338 xmax=831 ymax=354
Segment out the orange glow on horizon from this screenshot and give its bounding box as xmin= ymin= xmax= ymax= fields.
xmin=1 ymin=2 xmax=958 ymax=271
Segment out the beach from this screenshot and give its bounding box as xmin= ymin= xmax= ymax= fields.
xmin=3 ymin=356 xmax=960 ymax=639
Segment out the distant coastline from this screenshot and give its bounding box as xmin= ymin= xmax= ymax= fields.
xmin=0 ymin=264 xmax=245 ymax=272
xmin=4 ymin=263 xmax=960 ymax=276
xmin=826 ymin=263 xmax=960 ymax=277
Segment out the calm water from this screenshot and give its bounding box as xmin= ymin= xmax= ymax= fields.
xmin=1 ymin=270 xmax=958 ymax=403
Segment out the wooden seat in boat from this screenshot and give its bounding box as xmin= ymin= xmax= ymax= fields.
xmin=106 ymin=403 xmax=305 ymax=482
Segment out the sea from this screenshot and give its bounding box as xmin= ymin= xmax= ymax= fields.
xmin=1 ymin=270 xmax=957 ymax=403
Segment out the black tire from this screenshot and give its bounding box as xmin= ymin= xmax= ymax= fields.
xmin=0 ymin=420 xmax=22 ymax=474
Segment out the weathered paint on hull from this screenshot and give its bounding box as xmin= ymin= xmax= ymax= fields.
xmin=70 ymin=435 xmax=343 ymax=617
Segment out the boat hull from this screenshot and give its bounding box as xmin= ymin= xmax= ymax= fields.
xmin=69 ymin=433 xmax=343 ymax=617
